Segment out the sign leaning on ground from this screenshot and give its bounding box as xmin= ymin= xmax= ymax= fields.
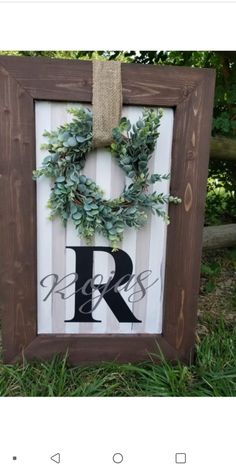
xmin=0 ymin=57 xmax=215 ymax=363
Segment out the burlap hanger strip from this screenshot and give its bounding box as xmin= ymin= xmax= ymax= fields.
xmin=92 ymin=60 xmax=123 ymax=148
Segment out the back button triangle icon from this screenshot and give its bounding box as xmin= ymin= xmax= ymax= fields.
xmin=50 ymin=453 xmax=60 ymax=464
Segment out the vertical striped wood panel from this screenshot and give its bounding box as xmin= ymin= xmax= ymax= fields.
xmin=35 ymin=102 xmax=53 ymax=334
xmin=35 ymin=102 xmax=173 ymax=334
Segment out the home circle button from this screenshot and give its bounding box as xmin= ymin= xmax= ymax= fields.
xmin=113 ymin=453 xmax=124 ymax=464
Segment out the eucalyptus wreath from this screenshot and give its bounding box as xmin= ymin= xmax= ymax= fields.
xmin=33 ymin=106 xmax=181 ymax=249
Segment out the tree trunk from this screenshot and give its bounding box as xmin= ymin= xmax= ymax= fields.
xmin=210 ymin=137 xmax=236 ymax=161
xmin=203 ymin=224 xmax=236 ymax=249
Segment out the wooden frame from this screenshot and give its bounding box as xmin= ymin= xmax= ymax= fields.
xmin=0 ymin=56 xmax=215 ymax=364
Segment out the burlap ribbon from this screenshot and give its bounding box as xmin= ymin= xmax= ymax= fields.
xmin=92 ymin=60 xmax=123 ymax=148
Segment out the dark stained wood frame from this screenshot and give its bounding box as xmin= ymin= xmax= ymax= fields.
xmin=0 ymin=56 xmax=215 ymax=364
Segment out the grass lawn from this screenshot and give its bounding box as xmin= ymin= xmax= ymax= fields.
xmin=0 ymin=248 xmax=235 ymax=397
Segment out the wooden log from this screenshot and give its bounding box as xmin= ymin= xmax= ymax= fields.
xmin=203 ymin=224 xmax=236 ymax=249
xmin=210 ymin=136 xmax=236 ymax=161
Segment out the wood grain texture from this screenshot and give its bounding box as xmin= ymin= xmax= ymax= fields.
xmin=0 ymin=57 xmax=93 ymax=102
xmin=0 ymin=57 xmax=216 ymax=364
xmin=163 ymin=69 xmax=216 ymax=359
xmin=0 ymin=65 xmax=37 ymax=362
xmin=0 ymin=56 xmax=208 ymax=105
xmin=21 ymin=334 xmax=180 ymax=364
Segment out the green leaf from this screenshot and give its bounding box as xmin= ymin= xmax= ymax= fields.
xmin=76 ymin=136 xmax=88 ymax=143
xmin=79 ymin=175 xmax=87 ymax=184
xmin=78 ymin=184 xmax=87 ymax=193
xmin=61 ymin=132 xmax=70 ymax=141
xmin=70 ymin=172 xmax=80 ymax=183
xmin=105 ymin=221 xmax=113 ymax=230
xmin=127 ymin=207 xmax=137 ymax=215
xmin=122 ymin=157 xmax=131 ymax=165
xmin=72 ymin=213 xmax=82 ymax=220
xmin=109 ymin=228 xmax=118 ymax=235
xmin=42 ymin=155 xmax=52 ymax=164
xmin=116 ymin=227 xmax=124 ymax=234
xmin=128 ymin=171 xmax=135 ymax=179
xmin=139 ymin=161 xmax=147 ymax=170
xmin=67 ymin=137 xmax=77 ymax=147
xmin=124 ymin=165 xmax=133 ymax=172
xmin=136 ymin=120 xmax=143 ymax=128
xmin=108 ymin=235 xmax=118 ymax=241
xmin=56 ymin=176 xmax=65 ymax=183
xmin=71 ymin=205 xmax=78 ymax=215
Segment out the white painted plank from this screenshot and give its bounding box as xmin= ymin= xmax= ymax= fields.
xmin=65 ymin=220 xmax=82 ymax=333
xmin=35 ymin=102 xmax=53 ymax=334
xmin=118 ymin=106 xmax=138 ymax=333
xmin=51 ymin=103 xmax=67 ymax=333
xmin=92 ymin=149 xmax=113 ymax=333
xmin=36 ymin=102 xmax=173 ymax=335
xmin=106 ymin=143 xmax=125 ymax=334
xmin=145 ymin=108 xmax=174 ymax=333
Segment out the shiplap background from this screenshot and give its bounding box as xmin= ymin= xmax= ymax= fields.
xmin=35 ymin=102 xmax=173 ymax=334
